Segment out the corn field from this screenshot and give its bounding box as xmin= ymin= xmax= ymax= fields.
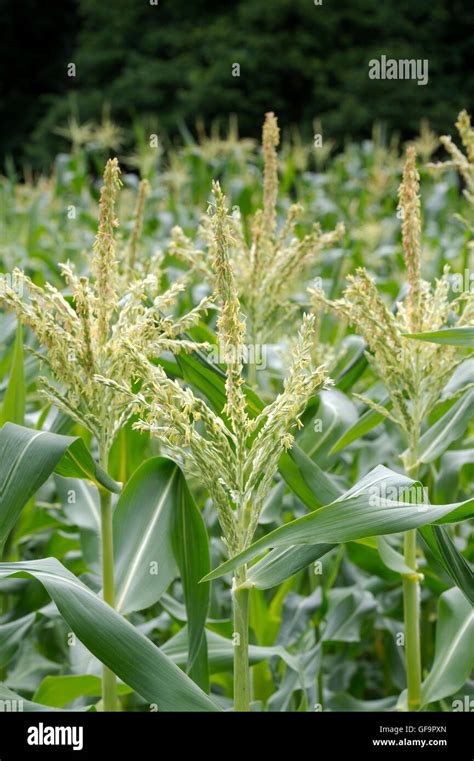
xmin=0 ymin=112 xmax=473 ymax=717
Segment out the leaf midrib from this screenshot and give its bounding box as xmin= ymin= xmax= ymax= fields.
xmin=115 ymin=468 xmax=177 ymax=613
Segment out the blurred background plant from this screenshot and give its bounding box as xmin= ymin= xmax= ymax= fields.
xmin=1 ymin=0 xmax=473 ymax=171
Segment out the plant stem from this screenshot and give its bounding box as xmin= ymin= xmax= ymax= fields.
xmin=403 ymin=408 xmax=422 ymax=712
xmin=232 ymin=569 xmax=251 ymax=712
xmin=99 ymin=444 xmax=117 ymax=712
xmin=403 ymin=528 xmax=422 ymax=711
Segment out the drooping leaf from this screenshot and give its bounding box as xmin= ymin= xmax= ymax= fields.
xmin=203 ymin=465 xmax=474 ymax=581
xmin=0 ymin=558 xmax=220 ymax=712
xmin=376 ymin=536 xmax=414 ymax=576
xmin=0 ymin=423 xmax=119 ymax=550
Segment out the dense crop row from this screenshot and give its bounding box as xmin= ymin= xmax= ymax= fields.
xmin=0 ymin=112 xmax=472 ymax=713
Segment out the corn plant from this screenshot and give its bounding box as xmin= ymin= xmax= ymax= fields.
xmin=0 ymin=158 xmax=211 ymax=710
xmin=169 ymin=113 xmax=344 ymax=382
xmin=98 ymin=182 xmax=330 ymax=710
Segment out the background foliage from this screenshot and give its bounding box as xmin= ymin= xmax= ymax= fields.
xmin=1 ymin=0 xmax=473 ymax=168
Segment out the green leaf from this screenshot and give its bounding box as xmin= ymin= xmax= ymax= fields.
xmin=55 ymin=476 xmax=101 ymax=574
xmin=203 ymin=465 xmax=474 ymax=581
xmin=322 ymin=589 xmax=376 ymax=643
xmin=113 ymin=457 xmax=179 ymax=614
xmin=376 ymin=537 xmax=414 ymax=575
xmin=178 ymin=350 xmax=261 ymax=418
xmin=33 ymin=674 xmax=131 ymax=708
xmin=334 ymin=339 xmax=368 ymax=391
xmin=171 ymin=471 xmax=210 ymax=690
xmin=326 ymin=694 xmax=398 ymax=711
xmin=408 ymin=389 xmax=474 ymax=464
xmin=420 ymin=525 xmax=474 ymax=605
xmin=0 ymin=683 xmax=90 ymax=712
xmin=297 ymin=389 xmax=358 ymax=462
xmin=0 ymin=558 xmax=220 ymax=712
xmin=435 ymin=449 xmax=474 ymax=503
xmin=330 ymin=397 xmax=391 ymax=455
xmin=284 ymin=446 xmax=342 ymax=507
xmin=162 ymin=627 xmax=298 ymax=673
xmin=404 ymin=327 xmax=474 ymax=348
xmin=0 ymin=612 xmax=35 ymax=668
xmin=0 ymin=321 xmax=25 ymax=426
xmin=244 ymin=543 xmax=336 ymax=590
xmin=0 ymin=423 xmax=119 ymax=550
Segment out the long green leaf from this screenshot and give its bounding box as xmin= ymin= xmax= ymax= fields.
xmin=162 ymin=626 xmax=298 ymax=673
xmin=408 ymin=389 xmax=474 ymax=464
xmin=330 ymin=398 xmax=391 ymax=455
xmin=113 ymin=457 xmax=179 ymax=615
xmin=172 ymin=471 xmax=210 ymax=690
xmin=244 ymin=543 xmax=336 ymax=590
xmin=0 ymin=423 xmax=119 ymax=550
xmin=0 ymin=558 xmax=220 ymax=712
xmin=420 ymin=588 xmax=474 ymax=706
xmin=203 ymin=465 xmax=474 ymax=581
xmin=297 ymin=388 xmax=358 ymax=461
xmin=398 ymin=588 xmax=474 ymax=708
xmin=420 ymin=525 xmax=474 ymax=605
xmin=404 ymin=327 xmax=474 ymax=348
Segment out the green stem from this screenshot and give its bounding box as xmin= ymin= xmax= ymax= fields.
xmin=403 ymin=419 xmax=422 ymax=711
xmin=232 ymin=569 xmax=251 ymax=712
xmin=99 ymin=444 xmax=117 ymax=712
xmin=403 ymin=528 xmax=422 ymax=710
